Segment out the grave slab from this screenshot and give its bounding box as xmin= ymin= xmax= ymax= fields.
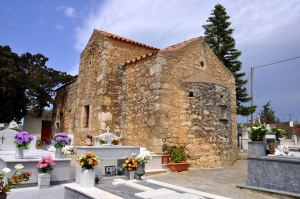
xmin=134 ymin=188 xmax=176 ymax=199
xmin=152 ymin=192 xmax=205 ymax=199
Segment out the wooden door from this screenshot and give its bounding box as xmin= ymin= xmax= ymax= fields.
xmin=41 ymin=121 xmax=52 ymax=141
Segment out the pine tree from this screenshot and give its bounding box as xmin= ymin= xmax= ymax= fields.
xmin=258 ymin=101 xmax=279 ymax=124
xmin=203 ymin=4 xmax=256 ymax=116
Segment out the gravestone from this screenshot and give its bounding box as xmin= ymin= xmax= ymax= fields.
xmin=94 ymin=127 xmax=122 ymax=146
xmin=0 ymin=129 xmax=36 ymax=150
xmin=0 ymin=129 xmax=18 ymax=150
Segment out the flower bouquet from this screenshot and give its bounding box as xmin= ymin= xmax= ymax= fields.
xmin=271 ymin=127 xmax=284 ymax=140
xmin=14 ymin=131 xmax=34 ymax=149
xmin=135 ymin=154 xmax=152 ymax=168
xmin=100 ymin=138 xmax=106 ymax=145
xmin=51 ymin=132 xmax=69 ymax=148
xmin=0 ymin=164 xmax=32 ymax=196
xmin=248 ymin=124 xmax=269 ymax=141
xmin=122 ymin=156 xmax=138 ymax=171
xmin=77 ymin=152 xmax=99 ymax=170
xmin=111 ymin=139 xmax=120 ymax=145
xmin=86 ymin=132 xmax=93 ymax=138
xmin=36 ymin=156 xmax=56 ymax=173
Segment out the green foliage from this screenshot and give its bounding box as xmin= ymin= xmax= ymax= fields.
xmin=202 ymin=4 xmax=256 ymax=116
xmin=169 ymin=145 xmax=186 ymax=163
xmin=271 ymin=127 xmax=284 ymax=139
xmin=0 ymin=45 xmax=76 ymax=122
xmin=258 ymin=101 xmax=279 ymax=124
xmin=162 ymin=144 xmax=169 ymax=154
xmin=248 ymin=123 xmax=269 ymax=141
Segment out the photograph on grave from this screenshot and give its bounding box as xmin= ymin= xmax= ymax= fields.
xmin=105 ymin=166 xmax=116 ymax=175
xmin=281 ymin=146 xmax=290 ymax=155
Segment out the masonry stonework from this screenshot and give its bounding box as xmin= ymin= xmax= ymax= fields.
xmin=53 ymin=29 xmax=237 ymax=168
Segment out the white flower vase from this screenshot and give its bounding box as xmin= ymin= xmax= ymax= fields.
xmin=86 ymin=138 xmax=92 ymax=146
xmin=80 ymin=169 xmax=95 ymax=188
xmin=15 ymin=146 xmax=24 ymax=159
xmin=129 ymin=171 xmax=135 ymax=180
xmin=55 ymin=147 xmax=63 ymax=158
xmin=38 ymin=173 xmax=50 ymax=189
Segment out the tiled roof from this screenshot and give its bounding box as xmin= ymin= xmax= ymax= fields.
xmin=97 ymin=29 xmax=159 ymax=50
xmin=161 ymin=37 xmax=200 ymax=52
xmin=122 ymin=51 xmax=158 ymax=67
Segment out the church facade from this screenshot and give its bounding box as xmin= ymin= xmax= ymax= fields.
xmin=52 ymin=29 xmax=237 ymax=168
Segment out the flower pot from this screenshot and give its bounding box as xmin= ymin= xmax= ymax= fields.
xmin=38 ymin=173 xmax=50 ymax=189
xmin=248 ymin=141 xmax=266 ymax=158
xmin=135 ymin=166 xmax=145 ymax=180
xmin=55 ymin=147 xmax=62 ymax=158
xmin=169 ymin=161 xmax=189 ymax=172
xmin=86 ymin=138 xmax=92 ymax=146
xmin=128 ymin=171 xmax=135 ymax=180
xmin=15 ymin=146 xmax=24 ymax=159
xmin=80 ymin=169 xmax=95 ymax=188
xmin=0 ymin=194 xmax=7 ymax=199
xmin=162 ymin=154 xmax=170 ymax=164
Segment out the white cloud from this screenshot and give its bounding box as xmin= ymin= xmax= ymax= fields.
xmin=56 ymin=24 xmax=64 ymax=30
xmin=73 ymin=0 xmax=300 ymax=52
xmin=65 ymin=7 xmax=76 ymax=18
xmin=56 ymin=6 xmax=65 ymax=11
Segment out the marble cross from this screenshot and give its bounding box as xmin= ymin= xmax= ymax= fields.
xmin=106 ymin=126 xmax=110 ymax=133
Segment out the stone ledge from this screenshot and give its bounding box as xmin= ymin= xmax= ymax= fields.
xmin=236 ymin=183 xmax=300 ymax=198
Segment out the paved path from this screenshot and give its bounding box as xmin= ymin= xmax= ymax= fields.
xmin=8 ymin=152 xmax=298 ymax=199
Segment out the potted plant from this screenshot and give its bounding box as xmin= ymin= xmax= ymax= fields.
xmin=77 ymin=152 xmax=99 ymax=187
xmin=36 ymin=156 xmax=56 ymax=189
xmin=161 ymin=138 xmax=170 ymax=164
xmin=14 ymin=131 xmax=34 ymax=159
xmin=86 ymin=132 xmax=93 ymax=146
xmin=51 ymin=132 xmax=69 ymax=158
xmin=122 ymin=155 xmax=138 ymax=180
xmin=169 ymin=145 xmax=189 ymax=172
xmin=248 ymin=124 xmax=269 ymax=158
xmin=0 ymin=164 xmax=32 ymax=198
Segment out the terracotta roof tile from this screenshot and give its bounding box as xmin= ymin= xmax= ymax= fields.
xmin=97 ymin=29 xmax=159 ymax=51
xmin=161 ymin=37 xmax=201 ymax=52
xmin=122 ymin=51 xmax=158 ymax=67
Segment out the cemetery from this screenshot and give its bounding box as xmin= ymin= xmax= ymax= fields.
xmin=1 ymin=121 xmax=300 ymax=199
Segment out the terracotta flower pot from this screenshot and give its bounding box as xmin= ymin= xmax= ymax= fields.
xmin=162 ymin=154 xmax=170 ymax=164
xmin=169 ymin=161 xmax=189 ymax=172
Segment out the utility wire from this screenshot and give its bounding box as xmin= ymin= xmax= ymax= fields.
xmin=254 ymin=55 xmax=300 ymax=69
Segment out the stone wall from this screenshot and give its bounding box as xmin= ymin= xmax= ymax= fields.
xmin=52 ymin=80 xmax=77 ymax=136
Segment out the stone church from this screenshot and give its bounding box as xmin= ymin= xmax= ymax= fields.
xmin=52 ymin=29 xmax=237 ymax=168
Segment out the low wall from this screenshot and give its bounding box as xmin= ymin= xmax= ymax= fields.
xmin=246 ymin=156 xmax=300 ymax=193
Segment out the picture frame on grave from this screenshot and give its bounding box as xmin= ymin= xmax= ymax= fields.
xmin=105 ymin=166 xmax=116 ymax=176
xmin=281 ymin=145 xmax=290 ymax=156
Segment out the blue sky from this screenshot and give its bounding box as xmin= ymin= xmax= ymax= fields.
xmin=1 ymin=0 xmax=300 ymax=123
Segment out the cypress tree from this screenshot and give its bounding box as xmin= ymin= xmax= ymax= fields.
xmin=203 ymin=4 xmax=256 ymax=116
